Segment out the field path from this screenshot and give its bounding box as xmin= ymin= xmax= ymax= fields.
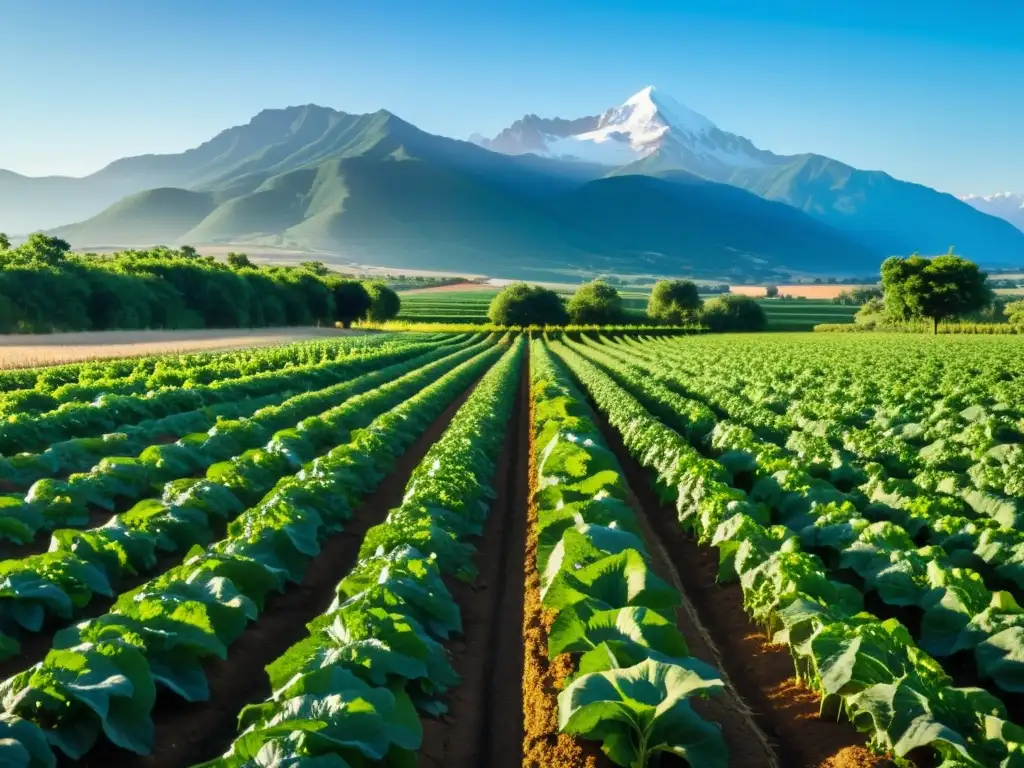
xmin=0 ymin=327 xmax=363 ymax=367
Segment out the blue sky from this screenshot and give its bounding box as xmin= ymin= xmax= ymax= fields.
xmin=1 ymin=0 xmax=1021 ymax=194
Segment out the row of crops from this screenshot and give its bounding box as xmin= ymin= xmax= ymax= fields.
xmin=0 ymin=329 xmax=1022 ymax=766
xmin=396 ymin=290 xmax=858 ymax=329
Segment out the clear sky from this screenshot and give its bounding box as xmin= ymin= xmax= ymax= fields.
xmin=1 ymin=0 xmax=1021 ymax=195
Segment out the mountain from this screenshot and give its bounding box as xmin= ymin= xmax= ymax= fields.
xmin=961 ymin=193 xmax=1024 ymax=233
xmin=481 ymin=87 xmax=1024 ymax=265
xmin=46 ymin=104 xmax=877 ymax=279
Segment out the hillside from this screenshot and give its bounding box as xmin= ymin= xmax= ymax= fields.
xmin=551 ymin=173 xmax=880 ymax=276
xmin=48 ymin=105 xmax=881 ymax=278
xmin=485 ymin=87 xmax=1024 ymax=266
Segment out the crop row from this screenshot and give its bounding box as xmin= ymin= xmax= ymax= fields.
xmin=0 ymin=335 xmax=480 ymax=545
xmin=526 ymin=340 xmax=728 ymax=768
xmin=0 ymin=339 xmax=506 ymax=763
xmin=0 ymin=335 xmax=459 ymax=457
xmin=0 ymin=336 xmax=493 ymax=661
xmin=579 ymin=336 xmax=1024 ymax=695
xmin=548 ymin=337 xmax=1024 ymax=767
xmin=203 ymin=336 xmax=524 ymax=766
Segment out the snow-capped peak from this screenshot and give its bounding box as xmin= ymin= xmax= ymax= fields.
xmin=572 ymin=86 xmax=717 ymax=156
xmin=478 ymin=85 xmax=770 ymax=171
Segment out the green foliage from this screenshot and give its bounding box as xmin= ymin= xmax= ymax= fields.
xmin=881 ymin=251 xmax=992 ymax=333
xmin=224 ymin=252 xmax=253 ymax=270
xmin=0 ymin=243 xmax=371 ymax=333
xmin=0 ymin=233 xmax=10 ymax=251
xmin=833 ymin=287 xmax=884 ymax=306
xmin=764 ymin=284 xmax=779 ymax=298
xmin=1006 ymin=300 xmax=1024 ymax=327
xmin=363 ymin=281 xmax=401 ymax=322
xmin=646 ymin=280 xmax=701 ymax=324
xmin=487 ymin=283 xmax=568 ymax=326
xmin=567 ymin=280 xmax=623 ymax=325
xmin=330 ymin=280 xmax=371 ymax=328
xmin=699 ymin=294 xmax=767 ymax=331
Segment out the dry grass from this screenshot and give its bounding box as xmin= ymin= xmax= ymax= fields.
xmin=0 ymin=327 xmax=362 ymax=368
xmin=729 ymin=284 xmax=876 ymax=299
xmin=401 ymin=281 xmax=492 ymax=295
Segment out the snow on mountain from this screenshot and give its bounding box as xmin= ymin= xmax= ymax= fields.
xmin=476 ymin=86 xmax=769 ymax=170
xmin=960 ymin=192 xmax=1024 ymax=232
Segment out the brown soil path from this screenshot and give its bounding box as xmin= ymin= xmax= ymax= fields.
xmin=587 ymin=399 xmax=890 ymax=768
xmin=70 ymin=373 xmax=487 ymax=768
xmin=418 ymin=352 xmax=528 ymax=768
xmin=0 ymin=327 xmax=363 ymax=367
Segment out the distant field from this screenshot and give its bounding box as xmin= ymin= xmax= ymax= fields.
xmin=395 ymin=288 xmax=858 ymax=329
xmin=0 ymin=327 xmax=361 ymax=368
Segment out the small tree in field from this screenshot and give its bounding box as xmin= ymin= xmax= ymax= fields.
xmin=567 ymin=280 xmax=622 ymax=324
xmin=700 ymin=294 xmax=767 ymax=332
xmin=333 ymin=280 xmax=372 ymax=328
xmin=0 ymin=233 xmax=9 ymax=251
xmin=881 ymin=250 xmax=990 ymax=334
xmin=364 ymin=281 xmax=401 ymax=322
xmin=764 ymin=285 xmax=779 ymax=298
xmin=488 ymin=283 xmax=568 ymax=326
xmin=647 ymin=279 xmax=702 ymax=324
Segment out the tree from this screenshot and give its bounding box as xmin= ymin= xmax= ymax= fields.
xmin=0 ymin=233 xmax=9 ymax=251
xmin=364 ymin=281 xmax=401 ymax=322
xmin=19 ymin=233 xmax=71 ymax=266
xmin=179 ymin=245 xmax=199 ymax=259
xmin=226 ymin=252 xmax=254 ymax=270
xmin=881 ymin=251 xmax=991 ymax=334
xmin=700 ymin=294 xmax=767 ymax=332
xmin=1005 ymin=300 xmax=1024 ymax=326
xmin=764 ymin=285 xmax=779 ymax=298
xmin=567 ymin=280 xmax=622 ymax=325
xmin=646 ymin=279 xmax=702 ymax=324
xmin=487 ymin=283 xmax=568 ymax=326
xmin=300 ymin=260 xmax=330 ymax=276
xmin=333 ymin=280 xmax=372 ymax=327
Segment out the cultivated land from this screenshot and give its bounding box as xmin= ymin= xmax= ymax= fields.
xmin=395 ymin=287 xmax=860 ymax=330
xmin=0 ymin=327 xmax=357 ymax=368
xmin=0 ymin=331 xmax=1022 ymax=768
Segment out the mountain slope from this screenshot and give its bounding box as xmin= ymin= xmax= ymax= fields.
xmin=961 ymin=193 xmax=1024 ymax=233
xmin=51 ymin=106 xmax=877 ymax=278
xmin=551 ymin=173 xmax=880 ymax=276
xmin=483 ymin=87 xmax=1024 ymax=265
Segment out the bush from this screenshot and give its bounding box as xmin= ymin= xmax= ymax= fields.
xmin=364 ymin=281 xmax=401 ymax=322
xmin=332 ymin=280 xmax=372 ymax=328
xmin=700 ymin=294 xmax=767 ymax=332
xmin=646 ymin=280 xmax=701 ymax=324
xmin=488 ymin=283 xmax=568 ymax=326
xmin=567 ymin=280 xmax=622 ymax=324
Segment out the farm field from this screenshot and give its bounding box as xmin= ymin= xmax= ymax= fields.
xmin=0 ymin=331 xmax=1022 ymax=767
xmin=395 ymin=288 xmax=859 ymax=329
xmin=0 ymin=327 xmax=360 ymax=368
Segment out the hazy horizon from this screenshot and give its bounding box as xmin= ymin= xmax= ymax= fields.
xmin=1 ymin=0 xmax=1022 ymax=196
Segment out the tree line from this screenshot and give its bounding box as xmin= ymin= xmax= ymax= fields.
xmin=0 ymin=235 xmax=400 ymax=333
xmin=487 ymin=279 xmax=768 ymax=331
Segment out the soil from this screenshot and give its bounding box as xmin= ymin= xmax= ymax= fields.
xmin=582 ymin=388 xmax=891 ymax=768
xmin=418 ymin=354 xmax=528 ymax=768
xmin=0 ymin=327 xmax=363 ymax=368
xmin=69 ymin=372 xmax=486 ymax=768
xmin=520 ymin=386 xmax=604 ymax=768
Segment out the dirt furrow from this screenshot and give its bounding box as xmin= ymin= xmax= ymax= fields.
xmin=583 ymin=393 xmax=887 ymax=768
xmin=71 ymin=373 xmax=487 ymax=768
xmin=418 ymin=351 xmax=528 ymax=768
